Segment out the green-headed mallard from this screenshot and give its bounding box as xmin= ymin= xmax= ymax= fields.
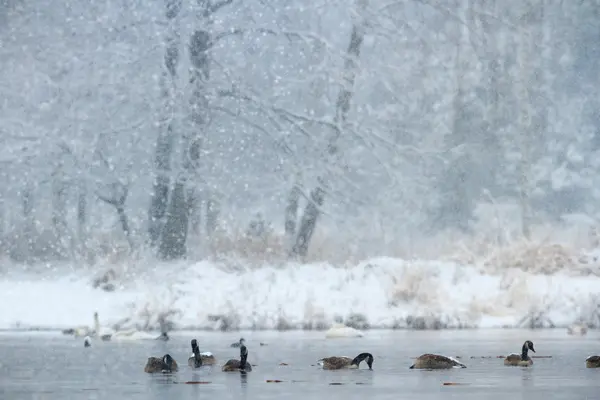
xmin=409 ymin=354 xmax=466 ymax=369
xmin=144 ymin=354 xmax=178 ymax=373
xmin=230 ymin=338 xmax=245 ymax=347
xmin=504 ymin=340 xmax=535 ymax=366
xmin=318 ymin=353 xmax=373 ymax=370
xmin=187 ymin=339 xmax=217 ymax=367
xmin=222 ymin=344 xmax=252 ymax=372
xmin=586 ymin=355 xmax=600 ymax=368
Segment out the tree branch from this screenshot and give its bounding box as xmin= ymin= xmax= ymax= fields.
xmin=210 ymin=0 xmax=234 ymax=13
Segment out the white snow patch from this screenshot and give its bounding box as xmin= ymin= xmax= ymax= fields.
xmin=1 ymin=257 xmax=600 ymax=331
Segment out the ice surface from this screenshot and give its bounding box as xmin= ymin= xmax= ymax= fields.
xmin=1 ymin=257 xmax=600 ymax=331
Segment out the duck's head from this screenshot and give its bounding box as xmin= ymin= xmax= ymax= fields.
xmin=162 ymin=354 xmax=175 ymax=371
xmin=191 ymin=339 xmax=199 ymax=355
xmin=352 ymin=353 xmax=374 ymax=370
xmin=524 ymin=340 xmax=535 ymax=353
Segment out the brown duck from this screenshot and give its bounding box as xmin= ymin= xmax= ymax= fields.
xmin=144 ymin=354 xmax=178 ymax=373
xmin=187 ymin=339 xmax=217 ymax=367
xmin=410 ymin=354 xmax=466 ymax=369
xmin=504 ymin=340 xmax=535 ymax=366
xmin=586 ymin=355 xmax=600 ymax=368
xmin=222 ymin=343 xmax=252 ymax=372
xmin=318 ymin=353 xmax=374 ymax=370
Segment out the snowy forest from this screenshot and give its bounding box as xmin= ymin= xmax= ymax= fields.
xmin=1 ymin=0 xmax=599 ymax=266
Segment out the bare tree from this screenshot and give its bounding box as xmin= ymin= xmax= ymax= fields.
xmin=157 ymin=0 xmax=234 ymax=259
xmin=517 ymin=1 xmax=534 ymax=239
xmin=291 ymin=0 xmax=367 ymax=258
xmin=148 ymin=0 xmax=182 ymax=248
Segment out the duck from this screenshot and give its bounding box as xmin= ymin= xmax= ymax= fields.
xmin=144 ymin=354 xmax=178 ymax=373
xmin=409 ymin=354 xmax=466 ymax=369
xmin=222 ymin=343 xmax=252 ymax=372
xmin=586 ymin=355 xmax=600 ymax=368
xmin=230 ymin=338 xmax=245 ymax=347
xmin=504 ymin=340 xmax=535 ymax=366
xmin=567 ymin=323 xmax=588 ymax=336
xmin=84 ymin=336 xmax=92 ymax=348
xmin=187 ymin=339 xmax=217 ymax=367
xmin=62 ymin=312 xmax=103 ymax=337
xmin=318 ymin=353 xmax=374 ymax=370
xmin=324 ymin=324 xmax=364 ymax=338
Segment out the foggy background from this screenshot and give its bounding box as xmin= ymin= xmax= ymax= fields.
xmin=1 ymin=0 xmax=598 ymax=267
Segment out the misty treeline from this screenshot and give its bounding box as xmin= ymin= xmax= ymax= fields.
xmin=0 ymin=0 xmax=599 ymax=264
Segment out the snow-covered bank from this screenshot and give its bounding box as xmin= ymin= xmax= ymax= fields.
xmin=1 ymin=256 xmax=600 ymax=332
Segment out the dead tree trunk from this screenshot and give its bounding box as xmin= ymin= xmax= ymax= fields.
xmin=148 ymin=0 xmax=182 ymax=247
xmin=291 ymin=2 xmax=366 ymax=258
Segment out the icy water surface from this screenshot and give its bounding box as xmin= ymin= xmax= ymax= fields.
xmin=0 ymin=329 xmax=598 ymax=399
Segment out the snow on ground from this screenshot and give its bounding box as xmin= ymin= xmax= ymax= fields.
xmin=1 ymin=256 xmax=600 ymax=332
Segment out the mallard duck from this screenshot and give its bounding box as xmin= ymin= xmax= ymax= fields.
xmin=318 ymin=353 xmax=374 ymax=370
xmin=586 ymin=355 xmax=600 ymax=368
xmin=222 ymin=344 xmax=252 ymax=372
xmin=230 ymin=338 xmax=245 ymax=347
xmin=409 ymin=354 xmax=466 ymax=369
xmin=504 ymin=340 xmax=535 ymax=366
xmin=187 ymin=339 xmax=217 ymax=367
xmin=144 ymin=354 xmax=178 ymax=373
xmin=84 ymin=336 xmax=92 ymax=347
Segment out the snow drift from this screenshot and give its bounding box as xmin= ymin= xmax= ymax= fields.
xmin=2 ymin=253 xmax=600 ymax=332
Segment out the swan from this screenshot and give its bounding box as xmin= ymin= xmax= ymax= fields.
xmin=324 ymin=323 xmax=364 ymax=338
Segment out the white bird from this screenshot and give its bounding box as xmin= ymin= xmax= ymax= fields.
xmin=567 ymin=323 xmax=588 ymax=336
xmin=324 ymin=323 xmax=364 ymax=338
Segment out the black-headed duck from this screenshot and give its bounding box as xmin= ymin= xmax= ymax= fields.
xmin=187 ymin=339 xmax=217 ymax=367
xmin=222 ymin=344 xmax=252 ymax=372
xmin=586 ymin=355 xmax=600 ymax=368
xmin=504 ymin=340 xmax=535 ymax=366
xmin=84 ymin=336 xmax=92 ymax=348
xmin=144 ymin=354 xmax=178 ymax=373
xmin=409 ymin=354 xmax=466 ymax=369
xmin=318 ymin=353 xmax=374 ymax=370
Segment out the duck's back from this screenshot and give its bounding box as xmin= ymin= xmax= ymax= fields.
xmin=319 ymin=356 xmax=352 ymax=370
xmin=144 ymin=357 xmax=163 ymax=373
